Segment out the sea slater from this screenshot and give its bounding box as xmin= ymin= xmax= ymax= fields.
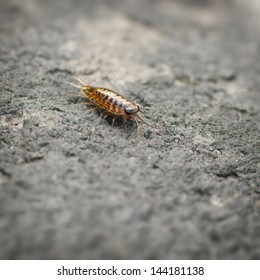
xmin=68 ymin=78 xmax=157 ymax=134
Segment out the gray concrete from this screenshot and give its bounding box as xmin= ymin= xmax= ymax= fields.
xmin=0 ymin=0 xmax=259 ymax=259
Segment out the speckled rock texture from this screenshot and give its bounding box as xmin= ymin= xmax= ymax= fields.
xmin=0 ymin=0 xmax=259 ymax=259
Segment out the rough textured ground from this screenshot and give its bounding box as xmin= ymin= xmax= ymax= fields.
xmin=0 ymin=0 xmax=259 ymax=259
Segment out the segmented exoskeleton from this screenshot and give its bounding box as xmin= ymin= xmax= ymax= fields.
xmin=68 ymin=78 xmax=157 ymax=134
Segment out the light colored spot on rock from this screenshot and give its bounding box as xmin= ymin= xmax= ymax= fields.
xmin=192 ymin=135 xmax=214 ymax=145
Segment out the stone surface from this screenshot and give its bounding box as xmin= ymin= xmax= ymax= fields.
xmin=0 ymin=0 xmax=259 ymax=259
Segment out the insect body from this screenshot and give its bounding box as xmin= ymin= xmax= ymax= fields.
xmin=68 ymin=78 xmax=157 ymax=134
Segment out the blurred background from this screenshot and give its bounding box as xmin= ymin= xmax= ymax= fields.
xmin=0 ymin=0 xmax=259 ymax=259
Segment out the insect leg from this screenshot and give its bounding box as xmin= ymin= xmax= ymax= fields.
xmin=134 ymin=117 xmax=140 ymax=136
xmin=123 ymin=119 xmax=128 ymax=133
xmin=69 ymin=93 xmax=84 ymax=97
xmin=85 ymin=107 xmax=99 ymax=113
xmin=79 ymin=102 xmax=93 ymax=105
xmin=99 ymin=112 xmax=106 ymax=121
xmin=112 ymin=117 xmax=117 ymax=126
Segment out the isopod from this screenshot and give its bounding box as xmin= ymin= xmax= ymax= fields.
xmin=67 ymin=78 xmax=158 ymax=134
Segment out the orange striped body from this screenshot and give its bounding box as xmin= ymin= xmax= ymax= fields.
xmin=81 ymin=86 xmax=139 ymax=120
